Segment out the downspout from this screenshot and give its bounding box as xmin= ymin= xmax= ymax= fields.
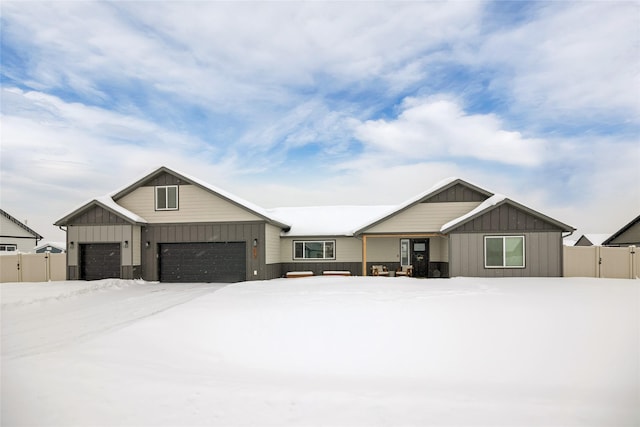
xmin=561 ymin=229 xmax=576 ymax=277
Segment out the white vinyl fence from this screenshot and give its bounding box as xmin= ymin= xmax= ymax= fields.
xmin=564 ymin=246 xmax=638 ymax=279
xmin=0 ymin=253 xmax=66 ymax=283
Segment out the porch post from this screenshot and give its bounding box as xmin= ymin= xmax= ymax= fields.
xmin=362 ymin=235 xmax=367 ymax=276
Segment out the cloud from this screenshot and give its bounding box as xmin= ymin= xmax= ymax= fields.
xmin=477 ymin=1 xmax=640 ymax=122
xmin=353 ymin=96 xmax=547 ymax=166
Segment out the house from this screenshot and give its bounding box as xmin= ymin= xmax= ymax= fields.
xmin=34 ymin=242 xmax=66 ymax=254
xmin=54 ymin=167 xmax=574 ymax=282
xmin=573 ymin=234 xmax=611 ymax=247
xmin=0 ymin=209 xmax=43 ymax=253
xmin=602 ymin=214 xmax=640 ymax=247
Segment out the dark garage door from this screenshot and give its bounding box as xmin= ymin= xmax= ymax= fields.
xmin=159 ymin=242 xmax=246 ymax=283
xmin=80 ymin=243 xmax=121 ymax=280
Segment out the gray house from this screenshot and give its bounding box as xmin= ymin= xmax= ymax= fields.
xmin=54 ymin=167 xmax=574 ymax=282
xmin=602 ymin=214 xmax=640 ymax=247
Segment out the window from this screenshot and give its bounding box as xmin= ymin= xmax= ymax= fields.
xmin=485 ymin=236 xmax=525 ymax=268
xmin=0 ymin=244 xmax=17 ymax=252
xmin=293 ymin=241 xmax=335 ymax=260
xmin=400 ymin=239 xmax=410 ymax=266
xmin=156 ymin=185 xmax=178 ymax=210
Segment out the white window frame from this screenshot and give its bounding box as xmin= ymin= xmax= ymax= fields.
xmin=484 ymin=235 xmax=525 ymax=268
xmin=155 ymin=185 xmax=179 ymax=211
xmin=400 ymin=239 xmax=410 ymax=266
xmin=0 ymin=244 xmax=17 ymax=252
xmin=293 ymin=240 xmax=336 ymax=260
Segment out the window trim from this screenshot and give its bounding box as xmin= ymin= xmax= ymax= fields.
xmin=155 ymin=185 xmax=179 ymax=211
xmin=0 ymin=244 xmax=18 ymax=252
xmin=400 ymin=239 xmax=410 ymax=266
xmin=484 ymin=235 xmax=525 ymax=269
xmin=293 ymin=240 xmax=336 ymax=260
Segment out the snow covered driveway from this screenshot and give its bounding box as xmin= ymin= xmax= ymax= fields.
xmin=1 ymin=280 xmax=228 ymax=359
xmin=1 ymin=277 xmax=638 ymax=426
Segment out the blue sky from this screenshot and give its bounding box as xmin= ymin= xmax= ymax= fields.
xmin=1 ymin=1 xmax=639 ymax=242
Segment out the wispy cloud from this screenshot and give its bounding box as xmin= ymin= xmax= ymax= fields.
xmin=0 ymin=0 xmax=638 ymax=240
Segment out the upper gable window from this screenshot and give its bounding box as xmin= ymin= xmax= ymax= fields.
xmin=156 ymin=185 xmax=178 ymax=210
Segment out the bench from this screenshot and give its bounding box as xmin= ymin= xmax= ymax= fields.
xmin=322 ymin=271 xmax=351 ymax=276
xmin=395 ymin=265 xmax=413 ymax=277
xmin=370 ymin=265 xmax=390 ymax=276
xmin=286 ymin=271 xmax=314 ymax=278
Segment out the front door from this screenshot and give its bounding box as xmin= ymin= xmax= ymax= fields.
xmin=411 ymin=239 xmax=429 ymax=278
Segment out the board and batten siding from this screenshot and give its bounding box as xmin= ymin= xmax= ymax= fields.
xmin=365 ymin=202 xmax=481 ymax=234
xmin=67 ymin=225 xmax=140 ymax=267
xmin=449 ymin=231 xmax=563 ymax=277
xmin=279 ymin=236 xmax=362 ymax=263
xmin=117 ymin=185 xmax=262 ymax=223
xmin=141 ymin=222 xmax=265 ymax=282
xmin=265 ymin=224 xmax=282 ymax=265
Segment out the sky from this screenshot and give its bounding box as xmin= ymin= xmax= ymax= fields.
xmin=1 ymin=1 xmax=639 ymax=243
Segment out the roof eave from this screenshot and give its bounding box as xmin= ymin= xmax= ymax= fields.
xmin=441 ymin=198 xmax=575 ymax=234
xmin=354 ymin=178 xmax=493 ymax=235
xmin=54 ymin=200 xmax=147 ymax=227
xmin=602 ymin=214 xmax=640 ymax=245
xmin=112 ymin=166 xmax=291 ymax=230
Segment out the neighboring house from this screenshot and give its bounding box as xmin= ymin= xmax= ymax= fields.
xmin=54 ymin=166 xmax=574 ymax=282
xmin=0 ymin=209 xmax=43 ymax=253
xmin=574 ymin=234 xmax=611 ymax=247
xmin=34 ymin=242 xmax=66 ymax=254
xmin=602 ymin=214 xmax=640 ymax=247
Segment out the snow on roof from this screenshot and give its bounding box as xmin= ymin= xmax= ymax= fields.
xmin=270 ymin=205 xmax=394 ymax=236
xmin=440 ymin=194 xmax=507 ymax=232
xmin=96 ymin=195 xmax=147 ymax=223
xmin=56 ymin=195 xmax=148 ymax=225
xmin=34 ymin=241 xmax=66 ymax=251
xmin=146 ymin=167 xmax=291 ymax=228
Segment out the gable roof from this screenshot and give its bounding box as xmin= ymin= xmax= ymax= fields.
xmin=353 ymin=178 xmax=493 ymax=235
xmin=440 ymin=195 xmax=575 ymax=233
xmin=0 ymin=208 xmax=43 ymax=239
xmin=34 ymin=241 xmax=66 ymax=252
xmin=575 ymin=233 xmax=611 ymax=246
xmin=54 ymin=196 xmax=148 ymax=226
xmin=55 ymin=167 xmax=291 ymax=229
xmin=602 ymin=213 xmax=640 ymax=245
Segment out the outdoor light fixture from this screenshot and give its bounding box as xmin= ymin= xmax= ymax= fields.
xmin=70 ymin=241 xmax=75 ymax=249
xmin=145 ymin=241 xmax=150 ymax=248
xmin=252 ymin=238 xmax=258 ymax=259
xmin=124 ymin=240 xmax=129 ymax=248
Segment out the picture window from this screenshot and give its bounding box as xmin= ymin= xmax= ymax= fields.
xmin=484 ymin=236 xmax=525 ymax=268
xmin=293 ymin=241 xmax=335 ymax=260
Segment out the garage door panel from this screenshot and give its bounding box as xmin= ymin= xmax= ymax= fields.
xmin=80 ymin=243 xmax=121 ymax=280
xmin=159 ymin=242 xmax=246 ymax=283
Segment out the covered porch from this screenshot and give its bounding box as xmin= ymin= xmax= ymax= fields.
xmin=360 ymin=233 xmax=450 ymax=278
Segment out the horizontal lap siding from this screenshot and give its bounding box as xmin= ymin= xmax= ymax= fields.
xmin=365 ymin=202 xmax=481 ymax=233
xmin=117 ymin=185 xmax=261 ymax=223
xmin=265 ymin=224 xmax=281 ymax=264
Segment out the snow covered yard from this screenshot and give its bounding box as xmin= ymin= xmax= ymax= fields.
xmin=1 ymin=277 xmax=638 ymax=426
